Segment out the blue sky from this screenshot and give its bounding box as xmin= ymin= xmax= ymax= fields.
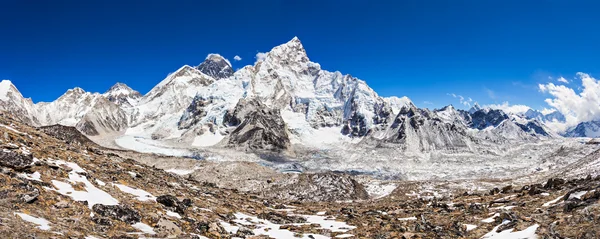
xmin=1 ymin=1 xmax=599 ymax=111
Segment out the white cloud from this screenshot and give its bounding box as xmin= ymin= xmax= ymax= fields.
xmin=486 ymin=102 xmax=531 ymax=114
xmin=557 ymin=76 xmax=569 ymax=84
xmin=423 ymin=101 xmax=433 ymax=105
xmin=539 ymin=72 xmax=600 ymax=132
xmin=233 ymin=55 xmax=242 ymax=61
xmin=447 ymin=93 xmax=472 ymax=107
xmin=540 ymin=108 xmax=556 ymax=115
xmin=255 ymin=52 xmax=267 ymax=63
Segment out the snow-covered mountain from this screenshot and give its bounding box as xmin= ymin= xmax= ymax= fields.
xmin=0 ymin=37 xmax=558 ymax=154
xmin=195 ymin=54 xmax=234 ymax=80
xmin=523 ymin=109 xmax=566 ymax=123
xmin=0 ymin=81 xmax=131 ymax=136
xmin=0 ymin=80 xmax=39 ymax=125
xmin=103 ymin=82 xmax=141 ymax=107
xmin=564 ymin=120 xmax=600 ymax=138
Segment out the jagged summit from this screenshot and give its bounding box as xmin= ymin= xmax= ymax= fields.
xmin=103 ymin=82 xmax=141 ymax=107
xmin=263 ymin=36 xmax=309 ymax=64
xmin=67 ymin=87 xmax=86 ymax=94
xmin=468 ymin=102 xmax=482 ymax=114
xmin=195 ymin=53 xmax=234 ymax=80
xmin=0 ymin=79 xmax=20 ymax=100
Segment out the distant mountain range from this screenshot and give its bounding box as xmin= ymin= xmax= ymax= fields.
xmin=0 ymin=37 xmax=598 ymax=159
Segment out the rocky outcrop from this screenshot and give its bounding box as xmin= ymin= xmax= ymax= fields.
xmin=0 ymin=150 xmax=33 ymax=170
xmin=470 ymin=109 xmax=508 ymax=130
xmin=75 ymin=97 xmax=129 ymax=136
xmin=178 ymin=96 xmax=213 ymax=130
xmin=38 ymin=125 xmax=95 ymax=146
xmin=373 ymin=105 xmax=474 ymax=152
xmin=225 ymin=98 xmax=291 ymax=152
xmin=92 ymin=204 xmax=141 ymax=224
xmin=264 ymin=173 xmax=369 ymax=202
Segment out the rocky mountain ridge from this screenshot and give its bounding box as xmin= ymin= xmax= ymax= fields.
xmin=0 ymin=37 xmax=559 ymax=156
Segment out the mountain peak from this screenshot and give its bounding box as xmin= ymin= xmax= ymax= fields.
xmin=204 ymin=53 xmax=231 ymax=67
xmin=0 ymin=80 xmax=19 ymax=101
xmin=263 ymin=36 xmax=309 ymax=65
xmin=468 ymin=102 xmax=482 ymax=114
xmin=195 ymin=54 xmax=234 ymax=80
xmin=104 ymin=82 xmax=140 ymax=97
xmin=69 ymin=87 xmax=86 ymax=95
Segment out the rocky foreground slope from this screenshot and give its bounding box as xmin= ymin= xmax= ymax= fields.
xmin=1 ymin=113 xmax=599 ymax=238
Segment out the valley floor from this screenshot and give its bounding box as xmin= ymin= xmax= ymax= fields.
xmin=1 ymin=114 xmax=599 ymax=238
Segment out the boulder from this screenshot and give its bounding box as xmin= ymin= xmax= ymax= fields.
xmin=0 ymin=150 xmax=33 ymax=170
xmin=92 ymin=204 xmax=141 ymax=224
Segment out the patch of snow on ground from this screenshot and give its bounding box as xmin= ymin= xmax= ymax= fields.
xmin=335 ymin=234 xmax=354 ymax=238
xmin=231 ymin=212 xmax=355 ymax=239
xmin=96 ymin=179 xmax=106 ymax=186
xmin=364 ymin=181 xmax=397 ymax=199
xmin=220 ymin=221 xmax=239 ymax=234
xmin=166 ymin=210 xmax=182 ymax=219
xmin=568 ymin=191 xmax=588 ymax=200
xmin=45 ymin=160 xmax=118 ymax=208
xmin=303 ymin=215 xmax=356 ymax=233
xmin=192 ymin=132 xmax=225 ymax=147
xmin=398 ymin=216 xmax=417 ymax=221
xmin=132 ymin=222 xmax=155 ymax=234
xmin=114 ymin=184 xmax=156 ymax=202
xmin=543 ymin=195 xmax=564 ymax=207
xmin=464 ymin=224 xmax=477 ymax=231
xmin=490 ymin=205 xmax=516 ymax=210
xmin=14 ymin=212 xmax=51 ymax=230
xmin=0 ymin=124 xmax=25 ymax=134
xmin=317 ymin=211 xmax=327 ymax=215
xmin=18 ymin=171 xmax=41 ymax=181
xmin=482 ymin=213 xmax=499 ymax=223
xmin=481 ymin=221 xmax=539 ymax=239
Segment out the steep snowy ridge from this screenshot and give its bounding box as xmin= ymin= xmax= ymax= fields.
xmin=0 ymin=80 xmax=39 ymax=125
xmin=0 ymin=37 xmax=558 ymax=154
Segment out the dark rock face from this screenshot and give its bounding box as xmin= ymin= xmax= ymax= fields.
xmin=156 ymin=195 xmax=192 ymax=214
xmin=195 ymin=55 xmax=234 ymax=80
xmin=38 ymin=124 xmax=95 ymax=146
xmin=92 ymin=204 xmax=141 ymax=224
xmin=381 ymin=105 xmax=472 ymax=151
xmin=470 ymin=109 xmax=508 ymax=130
xmin=545 ymin=178 xmax=566 ymax=190
xmin=178 ymin=96 xmax=213 ymax=130
xmin=0 ymin=150 xmax=33 ymax=170
xmin=226 ymin=98 xmax=291 ymax=152
xmin=342 ymin=112 xmax=368 ymax=137
xmin=341 ymin=97 xmax=394 ymax=137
